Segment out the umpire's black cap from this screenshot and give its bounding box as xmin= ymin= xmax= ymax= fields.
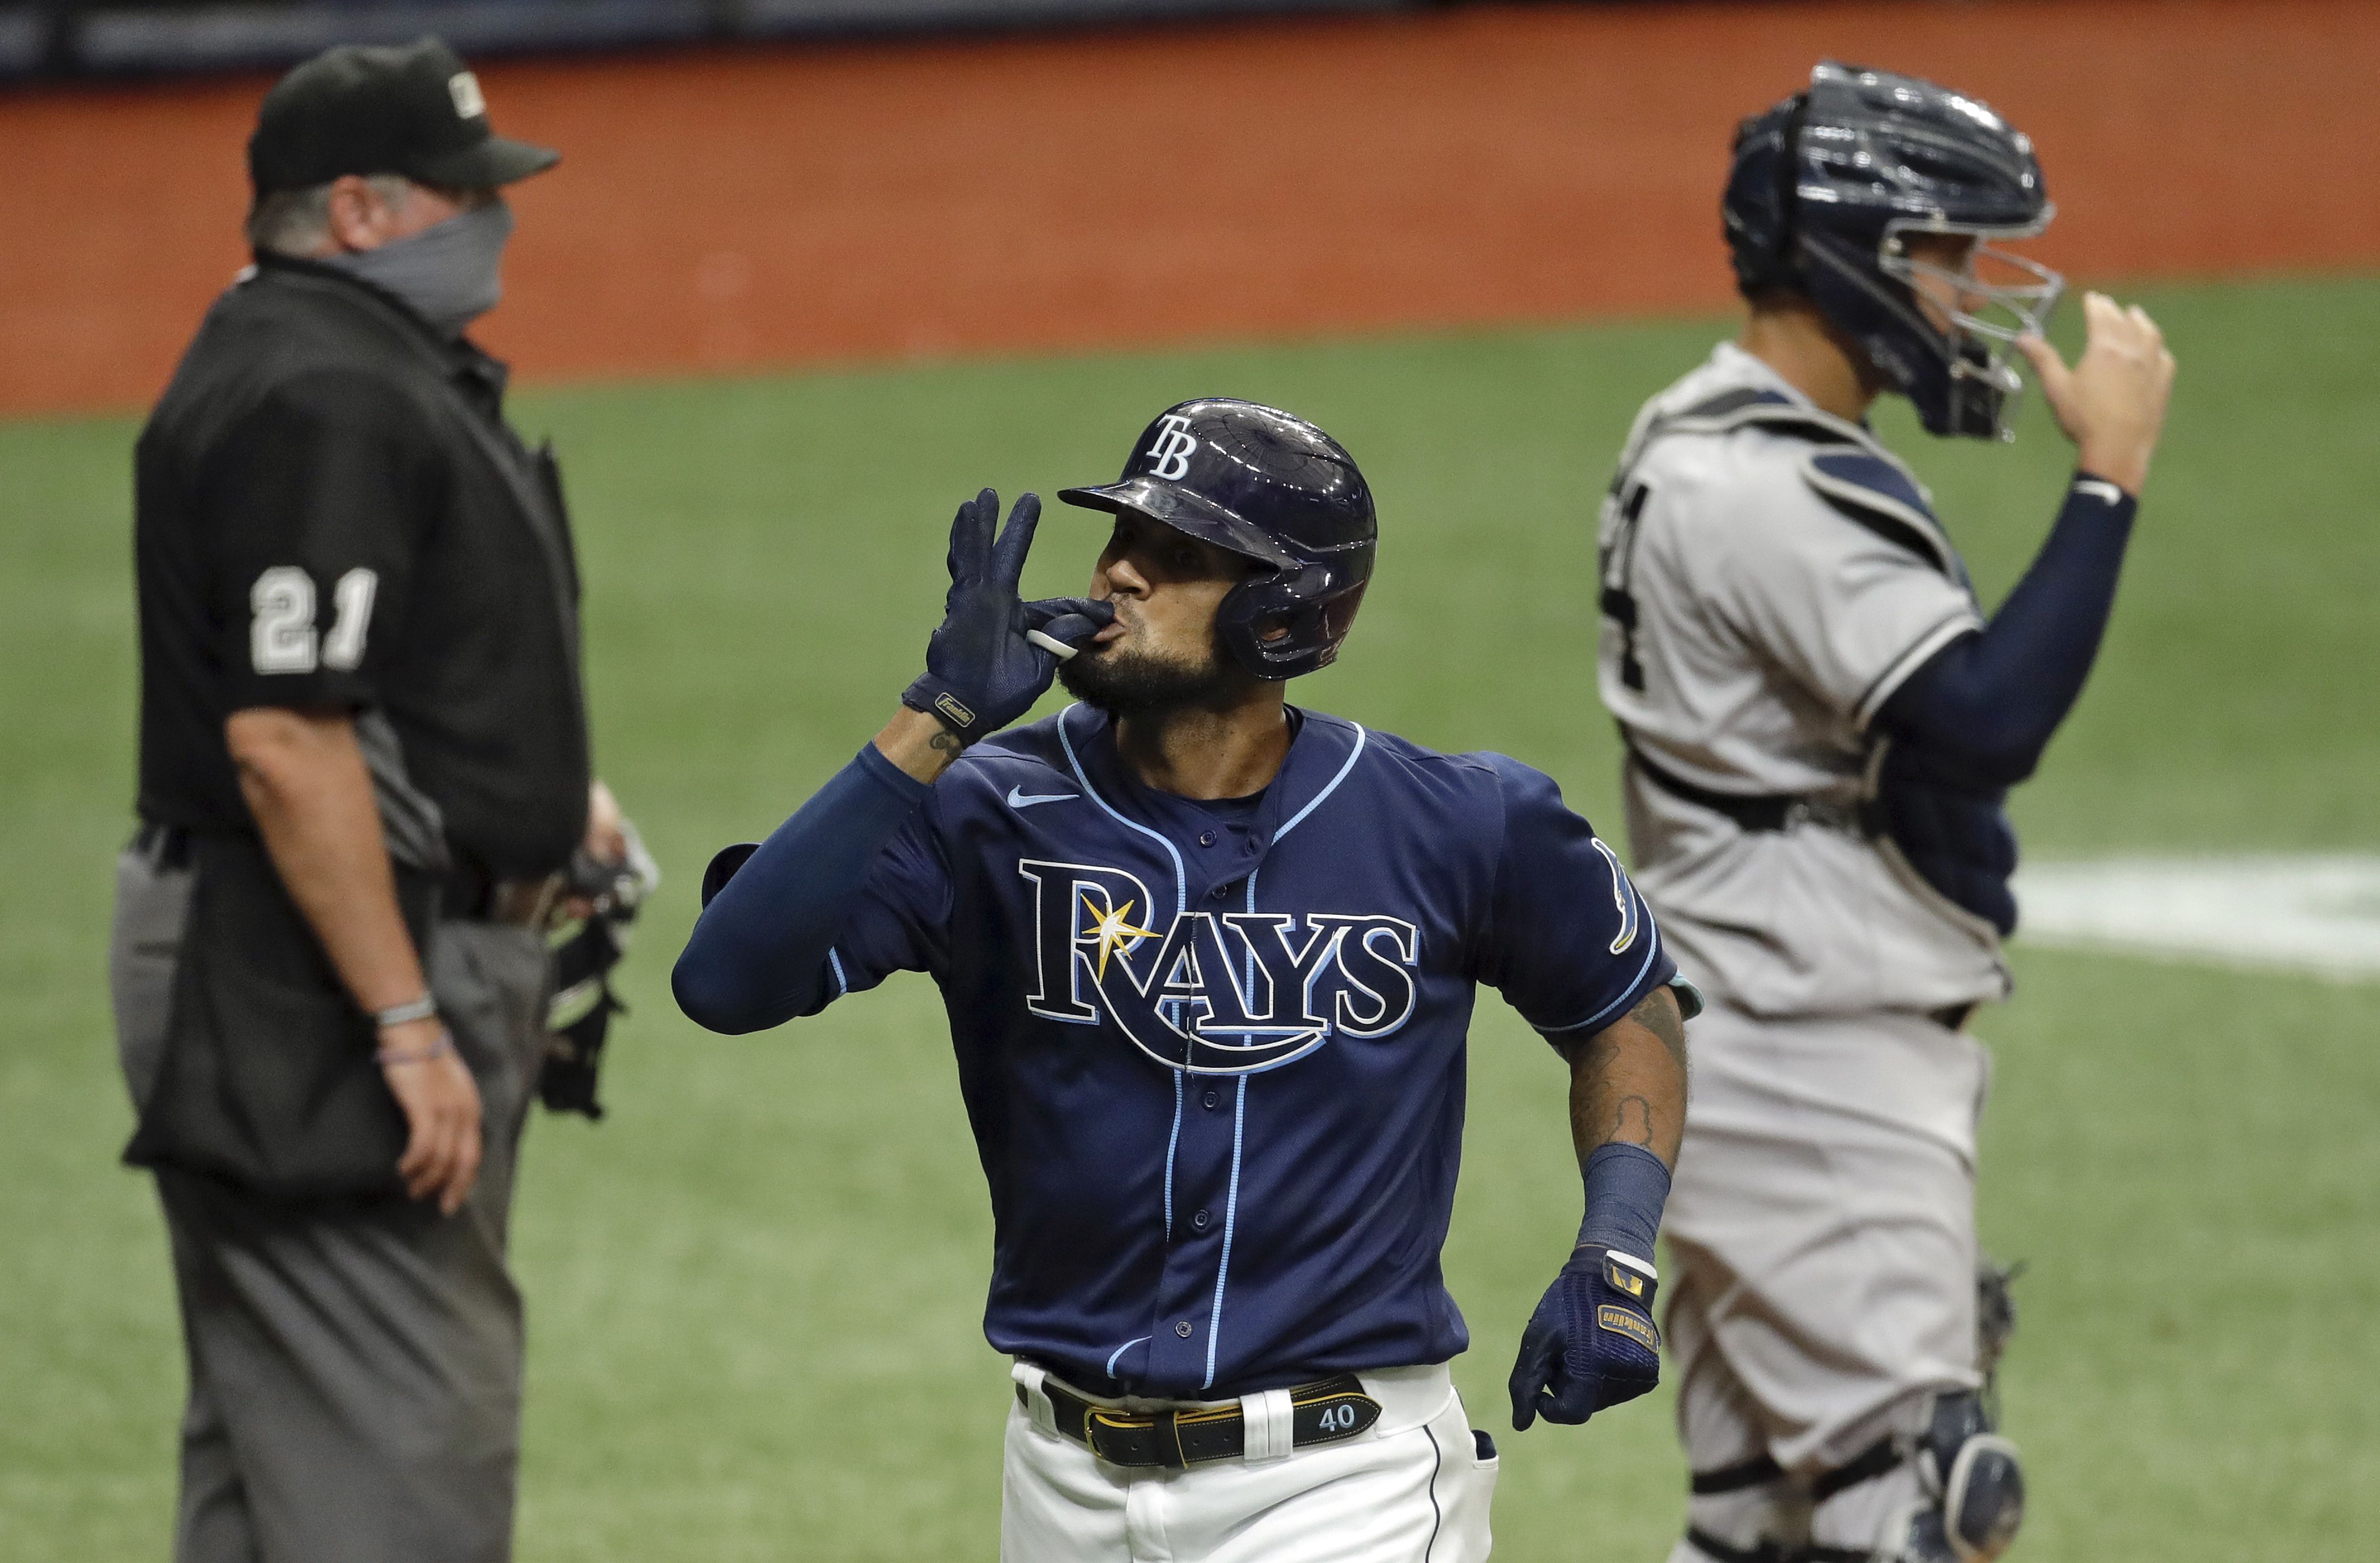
xmin=248 ymin=36 xmax=558 ymax=197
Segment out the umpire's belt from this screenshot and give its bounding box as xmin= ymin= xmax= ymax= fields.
xmin=1019 ymin=1366 xmax=1383 ymax=1469
xmin=441 ymin=858 xmax=564 ymax=928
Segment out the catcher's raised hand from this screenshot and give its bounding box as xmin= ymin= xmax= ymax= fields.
xmin=902 ymin=488 xmax=1113 ymax=743
xmin=1509 ymin=1245 xmax=1663 ymax=1430
xmin=2016 ymin=292 xmax=2177 ymax=497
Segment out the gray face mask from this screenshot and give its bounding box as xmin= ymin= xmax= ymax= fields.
xmin=328 ymin=198 xmax=514 ymax=339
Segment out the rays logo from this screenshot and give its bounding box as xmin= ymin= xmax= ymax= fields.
xmin=1018 ymin=859 xmax=1419 ymax=1074
xmin=1144 ymin=414 xmax=1200 ymax=480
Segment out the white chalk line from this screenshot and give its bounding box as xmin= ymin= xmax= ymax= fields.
xmin=2012 ymin=855 xmax=2380 ymax=982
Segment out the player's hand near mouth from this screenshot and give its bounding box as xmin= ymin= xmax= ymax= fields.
xmin=874 ymin=488 xmax=1115 ymax=785
xmin=2017 ymin=291 xmax=2177 ymax=498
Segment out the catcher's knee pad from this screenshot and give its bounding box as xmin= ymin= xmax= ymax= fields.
xmin=1932 ymin=1424 xmax=2023 ymax=1560
xmin=1880 ymin=1391 xmax=2025 ymax=1563
xmin=1801 ymin=1391 xmax=2023 ymax=1563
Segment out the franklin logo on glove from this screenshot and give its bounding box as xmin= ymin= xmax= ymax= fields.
xmin=898 ymin=488 xmax=1116 ymax=744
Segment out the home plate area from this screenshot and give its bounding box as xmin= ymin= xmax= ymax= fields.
xmin=2012 ymin=856 xmax=2380 ymax=981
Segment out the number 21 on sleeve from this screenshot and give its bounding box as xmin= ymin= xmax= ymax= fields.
xmin=250 ymin=565 xmax=378 ymax=675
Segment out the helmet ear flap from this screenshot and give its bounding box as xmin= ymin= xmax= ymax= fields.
xmin=1216 ymin=564 xmax=1367 ymax=681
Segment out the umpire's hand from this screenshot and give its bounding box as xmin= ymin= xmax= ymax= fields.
xmin=379 ymin=1018 xmax=483 ymax=1214
xmin=1508 ymin=1245 xmax=1662 ymax=1430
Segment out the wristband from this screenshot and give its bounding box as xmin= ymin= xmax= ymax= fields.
xmin=2069 ymin=470 xmax=2140 ymax=519
xmin=372 ymin=994 xmax=439 ymax=1029
xmin=1577 ymin=1140 xmax=1672 ymax=1260
xmin=900 ymin=679 xmax=981 ymax=743
xmin=375 ymin=1032 xmax=454 ymax=1066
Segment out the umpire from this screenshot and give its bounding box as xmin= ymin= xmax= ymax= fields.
xmin=112 ymin=38 xmax=624 ymax=1562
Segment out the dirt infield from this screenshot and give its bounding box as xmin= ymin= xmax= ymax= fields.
xmin=6 ymin=0 xmax=2377 ymax=415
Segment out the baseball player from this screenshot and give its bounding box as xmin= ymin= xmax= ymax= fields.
xmin=1592 ymin=64 xmax=2175 ymax=1563
xmin=675 ymin=398 xmax=1700 ymax=1559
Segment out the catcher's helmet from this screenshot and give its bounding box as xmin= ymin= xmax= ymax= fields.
xmin=1060 ymin=398 xmax=1375 ymax=680
xmin=1724 ymin=61 xmax=2060 ymax=440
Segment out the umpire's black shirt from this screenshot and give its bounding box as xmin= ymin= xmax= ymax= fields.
xmin=134 ymin=253 xmax=589 ymax=879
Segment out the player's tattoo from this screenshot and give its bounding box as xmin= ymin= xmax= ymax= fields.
xmin=928 ymin=727 xmax=967 ymax=756
xmin=1609 ymin=1093 xmax=1657 ymax=1147
xmin=1626 ymin=986 xmax=1690 ymax=1078
xmin=1563 ymin=985 xmax=1689 ymax=1168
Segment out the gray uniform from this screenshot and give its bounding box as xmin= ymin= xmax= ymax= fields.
xmin=113 ymin=834 xmax=551 ymax=1563
xmin=1595 ymin=343 xmax=2003 ymax=1556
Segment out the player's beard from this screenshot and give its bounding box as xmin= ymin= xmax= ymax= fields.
xmin=1057 ymin=624 xmax=1239 ymax=716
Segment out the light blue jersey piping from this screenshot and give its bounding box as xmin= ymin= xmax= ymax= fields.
xmin=1202 ymin=1075 xmax=1247 ymax=1390
xmin=1540 ymin=904 xmax=1665 ymax=1035
xmin=1057 ymin=705 xmax=1187 ymax=918
xmin=1200 ymin=721 xmax=1366 ymax=1388
xmin=1059 ymin=704 xmax=1194 ymax=1248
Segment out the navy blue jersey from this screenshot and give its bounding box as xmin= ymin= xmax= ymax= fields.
xmin=789 ymin=704 xmax=1675 ymax=1396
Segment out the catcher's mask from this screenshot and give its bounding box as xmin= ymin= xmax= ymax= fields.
xmin=1724 ymin=61 xmax=2062 ymax=441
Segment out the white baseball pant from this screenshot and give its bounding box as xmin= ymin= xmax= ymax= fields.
xmin=1002 ymin=1361 xmax=1496 ymax=1562
xmin=1658 ymin=1000 xmax=1992 ymax=1560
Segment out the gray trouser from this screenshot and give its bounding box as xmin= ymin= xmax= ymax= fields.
xmin=1656 ymin=1000 xmax=1990 ymax=1562
xmin=112 ymin=840 xmax=553 ymax=1563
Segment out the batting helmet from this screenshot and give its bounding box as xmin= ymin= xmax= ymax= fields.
xmin=1724 ymin=61 xmax=2060 ymax=441
xmin=1059 ymin=398 xmax=1375 ymax=681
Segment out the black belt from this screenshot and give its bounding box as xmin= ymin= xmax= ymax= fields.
xmin=1028 ymin=1373 xmax=1382 ymax=1470
xmin=1626 ymin=744 xmax=1868 ymax=836
xmin=131 ymin=822 xmax=193 ymax=871
xmin=1684 ymin=1530 xmax=1869 ymax=1563
xmin=1622 ymin=751 xmax=1980 ymax=1035
xmin=440 ymin=859 xmax=563 ymax=927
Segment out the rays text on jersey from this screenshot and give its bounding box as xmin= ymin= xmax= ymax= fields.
xmin=1017 ymin=859 xmax=1420 ymax=1074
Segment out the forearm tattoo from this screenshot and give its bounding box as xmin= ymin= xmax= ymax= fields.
xmin=1626 ymin=986 xmax=1690 ymax=1077
xmin=928 ymin=727 xmax=967 ymax=756
xmin=1565 ymin=985 xmax=1689 ymax=1163
xmin=1608 ymin=1093 xmax=1656 ymax=1147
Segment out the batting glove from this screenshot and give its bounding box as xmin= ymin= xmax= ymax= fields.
xmin=1508 ymin=1245 xmax=1661 ymax=1430
xmin=902 ymin=488 xmax=1113 ymax=743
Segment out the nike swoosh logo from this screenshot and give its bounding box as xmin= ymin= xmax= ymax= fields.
xmin=2075 ymin=479 xmax=2127 ymax=506
xmin=1006 ymin=786 xmax=1079 ymax=810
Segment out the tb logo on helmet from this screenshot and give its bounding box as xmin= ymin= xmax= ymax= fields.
xmin=1144 ymin=414 xmax=1200 ymax=480
xmin=1017 ymin=859 xmax=1420 ymax=1074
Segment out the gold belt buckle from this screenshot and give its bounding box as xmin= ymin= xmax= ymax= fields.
xmin=491 ymin=874 xmax=564 ymax=929
xmin=1085 ymin=1403 xmax=1239 ymax=1469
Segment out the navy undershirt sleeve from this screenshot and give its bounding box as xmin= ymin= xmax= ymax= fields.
xmin=1877 ymin=472 xmax=2139 ymax=785
xmin=672 ymin=743 xmax=932 ymax=1034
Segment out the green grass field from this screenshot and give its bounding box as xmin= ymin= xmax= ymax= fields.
xmin=4 ymin=274 xmax=2376 ymax=1560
